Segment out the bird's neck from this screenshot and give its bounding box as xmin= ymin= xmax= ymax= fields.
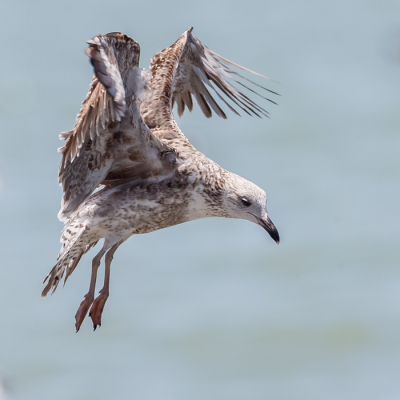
xmin=182 ymin=163 xmax=232 ymax=222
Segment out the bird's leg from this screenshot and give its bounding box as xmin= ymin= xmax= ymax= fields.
xmin=89 ymin=242 xmax=121 ymax=330
xmin=75 ymin=247 xmax=106 ymax=332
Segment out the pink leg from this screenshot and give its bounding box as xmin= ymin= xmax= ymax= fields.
xmin=75 ymin=247 xmax=106 ymax=332
xmin=89 ymin=242 xmax=121 ymax=330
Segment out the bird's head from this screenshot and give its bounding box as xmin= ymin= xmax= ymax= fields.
xmin=221 ymin=173 xmax=280 ymax=244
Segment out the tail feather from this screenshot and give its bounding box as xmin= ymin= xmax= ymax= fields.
xmin=42 ymin=223 xmax=98 ymax=297
xmin=42 ymin=251 xmax=83 ymax=297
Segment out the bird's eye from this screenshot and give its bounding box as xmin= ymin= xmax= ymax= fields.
xmin=241 ymin=198 xmax=252 ymax=207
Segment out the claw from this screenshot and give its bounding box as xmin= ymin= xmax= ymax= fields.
xmin=75 ymin=294 xmax=94 ymax=332
xmin=89 ymin=290 xmax=109 ymax=330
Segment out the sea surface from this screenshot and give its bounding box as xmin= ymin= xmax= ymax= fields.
xmin=0 ymin=1 xmax=399 ymax=399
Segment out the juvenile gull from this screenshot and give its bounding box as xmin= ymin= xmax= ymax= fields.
xmin=42 ymin=28 xmax=280 ymax=331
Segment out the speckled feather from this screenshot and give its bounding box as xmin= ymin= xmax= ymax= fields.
xmin=42 ymin=28 xmax=278 ymax=297
xmin=58 ymin=33 xmax=175 ymax=221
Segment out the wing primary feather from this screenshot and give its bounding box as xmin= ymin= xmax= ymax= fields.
xmin=141 ymin=28 xmax=278 ymax=129
xmin=215 ymin=78 xmax=263 ymax=117
xmin=204 ymin=64 xmax=271 ymax=115
xmin=209 ymin=82 xmax=252 ymax=117
xmin=191 ymin=70 xmax=226 ymax=118
xmin=177 ymin=93 xmax=185 ymax=117
xmin=237 ymin=92 xmax=271 ymax=116
xmin=207 ymin=48 xmax=279 ymax=83
xmin=184 ymin=90 xmax=193 ymax=111
xmin=193 ymin=91 xmax=212 ymax=118
xmin=229 ymin=70 xmax=280 ymax=95
xmin=211 ymin=87 xmax=241 ymax=116
xmin=206 ymin=74 xmax=252 ymax=116
xmin=234 ymin=80 xmax=278 ymax=105
xmin=233 ymin=89 xmax=270 ymax=116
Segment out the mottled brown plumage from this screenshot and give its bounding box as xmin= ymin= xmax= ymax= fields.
xmin=43 ymin=29 xmax=280 ymax=331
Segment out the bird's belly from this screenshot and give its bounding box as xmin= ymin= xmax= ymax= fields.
xmin=87 ymin=183 xmax=194 ymax=238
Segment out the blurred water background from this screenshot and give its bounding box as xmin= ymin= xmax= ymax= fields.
xmin=0 ymin=0 xmax=399 ymax=399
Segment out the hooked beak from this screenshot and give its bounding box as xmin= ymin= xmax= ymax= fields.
xmin=251 ymin=214 xmax=280 ymax=244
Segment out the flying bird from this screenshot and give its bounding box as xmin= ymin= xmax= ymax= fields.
xmin=42 ymin=28 xmax=280 ymax=332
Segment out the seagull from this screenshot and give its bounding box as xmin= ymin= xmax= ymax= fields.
xmin=42 ymin=28 xmax=280 ymax=332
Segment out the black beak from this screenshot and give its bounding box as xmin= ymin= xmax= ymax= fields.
xmin=256 ymin=215 xmax=280 ymax=244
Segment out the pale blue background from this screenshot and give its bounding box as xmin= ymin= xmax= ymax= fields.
xmin=0 ymin=0 xmax=399 ymax=399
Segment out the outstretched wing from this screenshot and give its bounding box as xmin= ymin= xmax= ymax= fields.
xmin=60 ymin=33 xmax=138 ymax=166
xmin=58 ymin=32 xmax=177 ymax=221
xmin=140 ymin=27 xmax=278 ymax=132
